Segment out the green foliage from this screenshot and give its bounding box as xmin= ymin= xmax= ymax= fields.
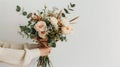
xmin=27 ymin=13 xmax=32 ymax=18
xmin=16 ymin=5 xmax=21 ymax=12
xmin=19 ymin=25 xmax=36 ymax=39
xmin=62 ymin=3 xmax=76 ymax=17
xmin=60 ymin=36 xmax=67 ymax=41
xmin=70 ymin=3 xmax=76 ymax=7
xmin=29 ymin=34 xmax=35 ymax=39
xmin=22 ymin=11 xmax=27 ymax=16
xmin=48 ymin=40 xmax=56 ymax=47
xmin=68 ymin=5 xmax=74 ymax=11
xmin=62 ymin=13 xmax=66 ymax=17
xmin=64 ymin=8 xmax=70 ymax=14
xmin=28 ymin=21 xmax=32 ymax=26
xmin=40 ymin=12 xmax=43 ymax=15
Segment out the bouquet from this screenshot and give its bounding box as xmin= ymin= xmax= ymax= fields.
xmin=16 ymin=3 xmax=79 ymax=67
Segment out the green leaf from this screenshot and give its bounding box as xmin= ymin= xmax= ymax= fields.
xmin=62 ymin=13 xmax=66 ymax=17
xmin=68 ymin=5 xmax=74 ymax=11
xmin=19 ymin=26 xmax=25 ymax=31
xmin=47 ymin=39 xmax=56 ymax=47
xmin=60 ymin=36 xmax=67 ymax=41
xmin=31 ymin=28 xmax=36 ymax=34
xmin=40 ymin=12 xmax=43 ymax=14
xmin=30 ymin=34 xmax=35 ymax=39
xmin=60 ymin=36 xmax=64 ymax=41
xmin=64 ymin=8 xmax=70 ymax=14
xmin=63 ymin=36 xmax=67 ymax=41
xmin=69 ymin=8 xmax=74 ymax=11
xmin=28 ymin=21 xmax=32 ymax=26
xmin=27 ymin=13 xmax=32 ymax=18
xmin=22 ymin=11 xmax=27 ymax=16
xmin=25 ymin=27 xmax=31 ymax=33
xmin=70 ymin=3 xmax=76 ymax=7
xmin=16 ymin=5 xmax=21 ymax=12
xmin=49 ymin=42 xmax=56 ymax=47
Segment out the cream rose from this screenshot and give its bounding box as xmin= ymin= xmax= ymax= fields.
xmin=34 ymin=21 xmax=47 ymax=32
xmin=50 ymin=17 xmax=58 ymax=29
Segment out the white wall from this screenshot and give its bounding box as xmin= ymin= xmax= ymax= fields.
xmin=0 ymin=0 xmax=120 ymax=67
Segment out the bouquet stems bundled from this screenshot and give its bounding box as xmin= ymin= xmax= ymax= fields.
xmin=36 ymin=38 xmax=52 ymax=67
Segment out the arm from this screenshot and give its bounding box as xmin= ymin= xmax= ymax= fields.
xmin=0 ymin=41 xmax=51 ymax=66
xmin=0 ymin=46 xmax=40 ymax=66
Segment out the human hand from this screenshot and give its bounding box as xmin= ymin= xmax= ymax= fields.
xmin=39 ymin=47 xmax=51 ymax=56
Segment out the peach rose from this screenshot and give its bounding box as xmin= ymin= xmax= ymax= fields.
xmin=34 ymin=21 xmax=47 ymax=32
xmin=62 ymin=26 xmax=72 ymax=35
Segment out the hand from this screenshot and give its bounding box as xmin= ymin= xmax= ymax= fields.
xmin=39 ymin=47 xmax=51 ymax=56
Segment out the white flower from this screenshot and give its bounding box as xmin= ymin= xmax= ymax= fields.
xmin=61 ymin=18 xmax=70 ymax=26
xmin=34 ymin=21 xmax=47 ymax=32
xmin=62 ymin=26 xmax=72 ymax=35
xmin=50 ymin=17 xmax=58 ymax=29
xmin=38 ymin=31 xmax=47 ymax=38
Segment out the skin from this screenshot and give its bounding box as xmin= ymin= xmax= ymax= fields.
xmin=39 ymin=47 xmax=51 ymax=56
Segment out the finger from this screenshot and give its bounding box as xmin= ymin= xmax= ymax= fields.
xmin=48 ymin=50 xmax=50 ymax=53
xmin=47 ymin=49 xmax=51 ymax=53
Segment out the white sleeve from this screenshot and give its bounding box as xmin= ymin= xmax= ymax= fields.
xmin=23 ymin=48 xmax=40 ymax=66
xmin=0 ymin=47 xmax=40 ymax=66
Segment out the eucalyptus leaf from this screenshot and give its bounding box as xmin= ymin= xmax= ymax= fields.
xmin=68 ymin=5 xmax=74 ymax=11
xmin=50 ymin=42 xmax=56 ymax=47
xmin=19 ymin=26 xmax=25 ymax=31
xmin=40 ymin=12 xmax=43 ymax=14
xmin=28 ymin=21 xmax=32 ymax=26
xmin=22 ymin=11 xmax=27 ymax=16
xmin=64 ymin=8 xmax=70 ymax=14
xmin=62 ymin=13 xmax=66 ymax=17
xmin=27 ymin=13 xmax=32 ymax=18
xmin=16 ymin=5 xmax=21 ymax=12
xmin=30 ymin=34 xmax=35 ymax=39
xmin=70 ymin=3 xmax=76 ymax=7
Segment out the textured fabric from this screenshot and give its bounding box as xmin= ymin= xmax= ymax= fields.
xmin=0 ymin=41 xmax=40 ymax=67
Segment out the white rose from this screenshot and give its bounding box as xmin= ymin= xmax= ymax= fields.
xmin=50 ymin=17 xmax=58 ymax=29
xmin=34 ymin=21 xmax=47 ymax=32
xmin=62 ymin=26 xmax=72 ymax=35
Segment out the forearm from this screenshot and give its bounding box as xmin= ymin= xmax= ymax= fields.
xmin=0 ymin=45 xmax=40 ymax=66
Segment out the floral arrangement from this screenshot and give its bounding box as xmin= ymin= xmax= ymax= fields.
xmin=16 ymin=3 xmax=78 ymax=67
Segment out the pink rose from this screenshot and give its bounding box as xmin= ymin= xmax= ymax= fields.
xmin=34 ymin=21 xmax=47 ymax=32
xmin=34 ymin=21 xmax=47 ymax=38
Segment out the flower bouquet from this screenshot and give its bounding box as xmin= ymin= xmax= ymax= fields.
xmin=16 ymin=3 xmax=79 ymax=67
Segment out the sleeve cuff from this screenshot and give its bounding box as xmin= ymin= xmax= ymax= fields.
xmin=23 ymin=48 xmax=40 ymax=66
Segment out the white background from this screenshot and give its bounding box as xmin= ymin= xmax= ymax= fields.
xmin=0 ymin=0 xmax=120 ymax=67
